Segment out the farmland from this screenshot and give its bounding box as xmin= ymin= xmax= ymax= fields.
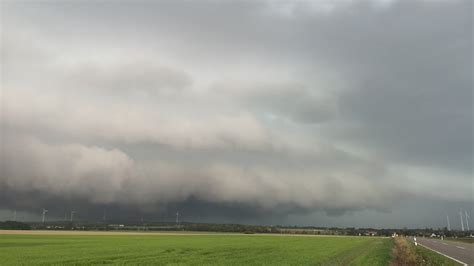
xmin=0 ymin=231 xmax=392 ymax=265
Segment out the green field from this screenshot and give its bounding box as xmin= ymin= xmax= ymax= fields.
xmin=0 ymin=233 xmax=392 ymax=265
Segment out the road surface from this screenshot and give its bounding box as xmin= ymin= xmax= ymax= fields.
xmin=412 ymin=237 xmax=474 ymax=265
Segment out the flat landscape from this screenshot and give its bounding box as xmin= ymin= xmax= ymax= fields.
xmin=0 ymin=231 xmax=392 ymax=265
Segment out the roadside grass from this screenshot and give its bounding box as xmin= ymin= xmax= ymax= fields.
xmin=0 ymin=233 xmax=392 ymax=265
xmin=390 ymin=237 xmax=458 ymax=266
xmin=414 ymin=245 xmax=458 ymax=266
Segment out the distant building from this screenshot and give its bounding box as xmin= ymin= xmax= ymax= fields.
xmin=364 ymin=231 xmax=377 ymax=236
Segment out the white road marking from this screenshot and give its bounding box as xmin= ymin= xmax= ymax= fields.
xmin=416 ymin=242 xmax=468 ymax=266
xmin=456 ymin=246 xmax=466 ymax=250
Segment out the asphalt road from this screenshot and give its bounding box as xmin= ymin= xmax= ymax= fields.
xmin=412 ymin=237 xmax=474 ymax=265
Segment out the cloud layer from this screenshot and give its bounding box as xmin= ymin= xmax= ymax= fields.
xmin=1 ymin=0 xmax=472 ymax=226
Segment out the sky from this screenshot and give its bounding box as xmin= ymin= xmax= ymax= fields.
xmin=0 ymin=0 xmax=472 ymax=229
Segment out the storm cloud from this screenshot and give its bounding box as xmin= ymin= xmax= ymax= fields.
xmin=0 ymin=0 xmax=472 ymax=227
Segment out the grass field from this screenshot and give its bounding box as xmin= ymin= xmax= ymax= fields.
xmin=0 ymin=232 xmax=392 ymax=265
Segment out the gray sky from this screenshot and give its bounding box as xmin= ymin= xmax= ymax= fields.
xmin=0 ymin=0 xmax=472 ymax=228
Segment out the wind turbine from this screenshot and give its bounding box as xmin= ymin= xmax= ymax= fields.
xmin=70 ymin=211 xmax=75 ymax=222
xmin=460 ymin=210 xmax=465 ymax=231
xmin=103 ymin=209 xmax=106 ymax=222
xmin=465 ymin=211 xmax=470 ymax=231
xmin=42 ymin=209 xmax=48 ymax=223
xmin=13 ymin=210 xmax=17 ymax=222
xmin=176 ymin=211 xmax=179 ymax=226
xmin=446 ymin=215 xmax=451 ymax=231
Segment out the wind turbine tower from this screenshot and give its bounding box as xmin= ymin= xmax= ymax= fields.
xmin=460 ymin=210 xmax=465 ymax=231
xmin=42 ymin=209 xmax=48 ymax=223
xmin=70 ymin=211 xmax=75 ymax=222
xmin=465 ymin=211 xmax=470 ymax=231
xmin=176 ymin=211 xmax=179 ymax=226
xmin=446 ymin=215 xmax=451 ymax=231
xmin=13 ymin=210 xmax=17 ymax=222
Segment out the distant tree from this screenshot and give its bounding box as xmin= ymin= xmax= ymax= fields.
xmin=0 ymin=221 xmax=31 ymax=230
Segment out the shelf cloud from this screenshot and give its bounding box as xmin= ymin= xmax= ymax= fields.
xmin=1 ymin=0 xmax=471 ymax=226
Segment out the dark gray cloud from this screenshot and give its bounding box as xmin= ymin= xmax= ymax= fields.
xmin=0 ymin=0 xmax=472 ymax=227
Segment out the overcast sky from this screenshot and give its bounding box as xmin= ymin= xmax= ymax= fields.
xmin=0 ymin=0 xmax=472 ymax=228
